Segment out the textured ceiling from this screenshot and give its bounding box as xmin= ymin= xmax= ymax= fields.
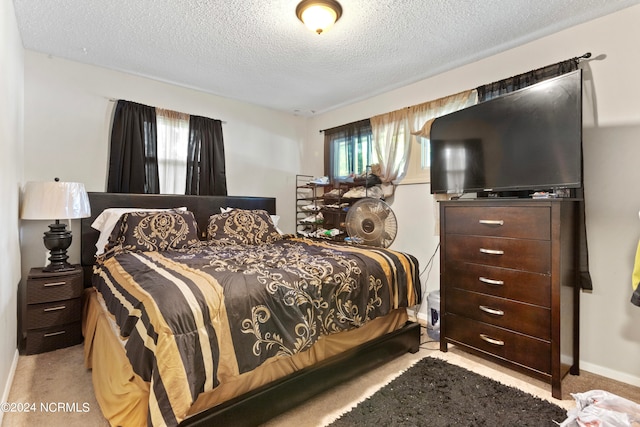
xmin=12 ymin=0 xmax=640 ymax=115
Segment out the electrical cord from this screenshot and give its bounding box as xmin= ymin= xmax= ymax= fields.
xmin=418 ymin=325 xmax=440 ymax=350
xmin=418 ymin=242 xmax=440 ymax=305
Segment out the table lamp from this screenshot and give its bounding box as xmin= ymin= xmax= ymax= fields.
xmin=20 ymin=178 xmax=91 ymax=272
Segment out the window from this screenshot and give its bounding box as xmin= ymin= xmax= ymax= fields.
xmin=402 ymin=130 xmax=437 ymax=185
xmin=156 ymin=109 xmax=190 ymax=194
xmin=324 ymin=119 xmax=376 ymax=181
xmin=399 ymin=136 xmax=431 ymax=185
xmin=108 ymin=100 xmax=227 ymax=196
xmin=324 ymin=90 xmax=475 ymax=187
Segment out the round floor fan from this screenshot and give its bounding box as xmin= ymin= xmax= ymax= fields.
xmin=345 ymin=198 xmax=398 ymax=247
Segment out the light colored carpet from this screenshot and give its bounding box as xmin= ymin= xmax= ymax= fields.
xmin=3 ymin=332 xmax=639 ymax=427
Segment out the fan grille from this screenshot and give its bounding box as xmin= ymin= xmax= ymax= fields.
xmin=345 ymin=198 xmax=397 ymax=247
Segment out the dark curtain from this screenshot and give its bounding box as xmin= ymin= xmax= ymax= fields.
xmin=107 ymin=100 xmax=159 ymax=194
xmin=476 ymin=58 xmax=578 ymax=102
xmin=477 ymin=58 xmax=592 ymax=291
xmin=323 ymin=119 xmax=372 ymax=181
xmin=186 ymin=115 xmax=227 ymax=196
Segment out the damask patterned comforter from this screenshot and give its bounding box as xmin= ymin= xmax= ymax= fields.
xmin=92 ymin=237 xmax=420 ymax=426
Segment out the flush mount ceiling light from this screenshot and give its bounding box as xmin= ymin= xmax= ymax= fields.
xmin=296 ymin=0 xmax=343 ymax=35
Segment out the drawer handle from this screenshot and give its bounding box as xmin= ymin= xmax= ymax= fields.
xmin=479 ymin=219 xmax=504 ymax=226
xmin=480 ymin=334 xmax=504 ymax=346
xmin=479 ymin=248 xmax=504 ymax=255
xmin=43 ymin=281 xmax=66 ymax=287
xmin=479 ymin=305 xmax=504 ymax=316
xmin=43 ymin=330 xmax=66 ymax=338
xmin=43 ymin=305 xmax=66 ymax=312
xmin=479 ymin=277 xmax=504 ymax=286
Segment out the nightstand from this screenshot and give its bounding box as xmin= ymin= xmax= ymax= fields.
xmin=25 ymin=266 xmax=83 ymax=355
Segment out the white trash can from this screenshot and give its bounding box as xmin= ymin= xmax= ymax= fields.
xmin=426 ymin=290 xmax=440 ymax=341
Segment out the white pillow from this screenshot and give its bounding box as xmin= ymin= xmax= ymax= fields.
xmin=220 ymin=207 xmax=283 ymax=235
xmin=271 ymin=215 xmax=283 ymax=235
xmin=91 ymin=207 xmax=186 ymax=255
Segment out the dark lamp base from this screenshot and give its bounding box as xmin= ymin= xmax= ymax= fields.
xmin=42 ymin=262 xmax=76 ymax=273
xmin=42 ymin=221 xmax=73 ymax=272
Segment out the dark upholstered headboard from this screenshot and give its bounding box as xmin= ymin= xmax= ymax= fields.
xmin=80 ymin=192 xmax=276 ymax=285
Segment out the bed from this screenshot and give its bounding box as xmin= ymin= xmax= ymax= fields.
xmin=80 ymin=192 xmax=421 ymax=427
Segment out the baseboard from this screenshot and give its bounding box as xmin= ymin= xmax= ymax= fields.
xmin=0 ymin=349 xmax=20 ymax=426
xmin=579 ymin=360 xmax=640 ymax=388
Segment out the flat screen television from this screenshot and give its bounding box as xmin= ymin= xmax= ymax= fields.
xmin=429 ymin=69 xmax=582 ymax=196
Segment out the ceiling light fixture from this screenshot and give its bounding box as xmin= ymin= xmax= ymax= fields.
xmin=296 ymin=0 xmax=342 ymax=35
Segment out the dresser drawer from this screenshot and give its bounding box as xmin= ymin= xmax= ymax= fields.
xmin=26 ymin=298 xmax=82 ymax=329
xmin=26 ymin=271 xmax=83 ymax=304
xmin=444 ymin=206 xmax=550 ymax=240
xmin=445 ymin=234 xmax=551 ymax=273
xmin=444 ymin=262 xmax=550 ymax=307
xmin=24 ymin=321 xmax=83 ymax=355
xmin=446 ymin=288 xmax=550 ymax=340
xmin=446 ymin=314 xmax=551 ymax=374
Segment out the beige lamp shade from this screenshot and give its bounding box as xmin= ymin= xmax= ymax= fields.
xmin=21 ymin=181 xmax=91 ymax=220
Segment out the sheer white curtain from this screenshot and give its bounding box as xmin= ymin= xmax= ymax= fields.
xmin=156 ymin=108 xmax=190 ymax=194
xmin=409 ymin=89 xmax=477 ymax=141
xmin=370 ymin=109 xmax=410 ymax=189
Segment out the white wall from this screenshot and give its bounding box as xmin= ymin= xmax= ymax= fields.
xmin=308 ymin=5 xmax=640 ymax=386
xmin=0 ymin=0 xmax=24 ymax=418
xmin=20 ymin=52 xmax=307 ymax=279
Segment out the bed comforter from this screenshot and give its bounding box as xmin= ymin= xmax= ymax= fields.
xmin=92 ymin=237 xmax=420 ymax=426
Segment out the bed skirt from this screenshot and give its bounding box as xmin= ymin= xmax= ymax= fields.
xmin=82 ymin=287 xmax=409 ymax=426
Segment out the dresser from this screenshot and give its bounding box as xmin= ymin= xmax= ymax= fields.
xmin=439 ymin=199 xmax=580 ymax=399
xmin=25 ymin=266 xmax=84 ymax=354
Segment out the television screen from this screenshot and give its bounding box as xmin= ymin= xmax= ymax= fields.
xmin=430 ymin=69 xmax=582 ymax=195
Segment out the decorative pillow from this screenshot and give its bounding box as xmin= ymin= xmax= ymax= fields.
xmin=104 ymin=210 xmax=200 ymax=255
xmin=219 ymin=207 xmax=284 ymax=235
xmin=207 ymin=209 xmax=283 ymax=245
xmin=92 ymin=207 xmax=187 ymax=255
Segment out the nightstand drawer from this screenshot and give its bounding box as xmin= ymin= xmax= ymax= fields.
xmin=445 ymin=206 xmax=550 ymax=240
xmin=25 ymin=321 xmax=82 ymax=355
xmin=446 ymin=314 xmax=551 ymax=375
xmin=444 ymin=262 xmax=551 ymax=307
xmin=26 ymin=270 xmax=83 ymax=304
xmin=26 ymin=298 xmax=82 ymax=329
xmin=445 ymin=234 xmax=550 ymax=273
xmin=446 ymin=288 xmax=550 ymax=340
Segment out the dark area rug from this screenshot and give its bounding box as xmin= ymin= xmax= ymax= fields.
xmin=329 ymin=357 xmax=567 ymax=427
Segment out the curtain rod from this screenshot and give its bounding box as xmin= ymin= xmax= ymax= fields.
xmin=318 ymin=51 xmax=592 ymax=134
xmin=106 ymin=98 xmax=227 ymax=124
xmin=319 ymin=118 xmax=371 ymax=134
